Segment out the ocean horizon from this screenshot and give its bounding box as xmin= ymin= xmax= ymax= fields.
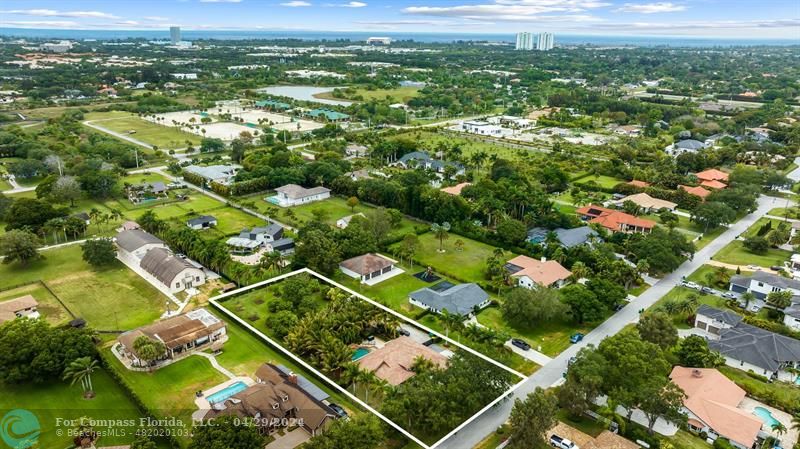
xmin=0 ymin=27 xmax=797 ymax=47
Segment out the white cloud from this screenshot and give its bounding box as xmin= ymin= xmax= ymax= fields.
xmin=341 ymin=1 xmax=367 ymax=7
xmin=0 ymin=20 xmax=79 ymax=28
xmin=615 ymin=2 xmax=686 ymax=13
xmin=281 ymin=1 xmax=312 ymax=5
xmin=403 ymin=0 xmax=609 ymax=22
xmin=591 ymin=18 xmax=800 ymax=31
xmin=0 ymin=9 xmax=119 ymax=19
xmin=144 ymin=16 xmax=170 ymax=21
xmin=199 ymin=0 xmax=243 ymax=3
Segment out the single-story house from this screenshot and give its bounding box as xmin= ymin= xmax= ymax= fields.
xmin=225 ymin=237 xmax=261 ymax=255
xmin=666 ymin=139 xmax=708 ymax=156
xmin=709 ymin=321 xmax=800 ymax=382
xmin=72 ymin=212 xmax=91 ymax=225
xmin=614 ymin=192 xmax=677 ymax=212
xmin=576 ymin=205 xmax=655 ymax=234
xmin=339 ymin=253 xmax=399 ymax=284
xmin=0 ymin=295 xmax=40 ymax=324
xmin=694 ymin=304 xmax=743 ymax=335
xmin=784 ymin=302 xmax=800 ymax=331
xmin=116 ymin=229 xmax=167 ymax=263
xmin=139 ymin=247 xmax=206 ymax=293
xmin=344 ymin=169 xmax=372 ymax=181
xmin=729 ymin=272 xmax=800 ymax=300
xmin=461 ymin=120 xmax=504 ymax=136
xmin=184 ymin=164 xmax=240 ymax=186
xmin=117 ymin=308 xmax=227 ymax=369
xmin=627 ymin=179 xmax=650 ymax=188
xmin=345 ymin=144 xmax=369 ymax=157
xmin=187 ymin=215 xmax=217 ymax=230
xmin=700 ymin=179 xmax=727 ymax=190
xmin=207 ymin=363 xmax=337 ymax=436
xmin=118 ymin=221 xmax=141 ymax=232
xmin=357 ymin=336 xmax=448 ymax=385
xmin=695 ymin=168 xmax=729 ymax=183
xmin=393 ymin=151 xmax=465 ymax=176
xmin=440 ymin=182 xmax=472 ymax=196
xmin=526 ymin=226 xmax=598 ymax=249
xmin=680 ymin=184 xmax=712 ymax=200
xmin=243 ymin=224 xmax=284 ymax=244
xmin=670 ymin=367 xmax=762 ymax=449
xmin=268 ymin=184 xmax=331 ymax=207
xmin=505 ymin=255 xmax=572 ymax=289
xmin=409 ymin=281 xmax=490 ymax=317
xmin=336 ymin=213 xmax=366 ymax=229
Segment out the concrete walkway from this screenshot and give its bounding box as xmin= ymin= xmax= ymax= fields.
xmin=1 ymin=174 xmax=37 ymax=194
xmin=83 ymin=119 xmax=155 ymax=150
xmin=193 ymin=352 xmax=235 ymax=379
xmin=706 ymin=259 xmax=782 ymax=274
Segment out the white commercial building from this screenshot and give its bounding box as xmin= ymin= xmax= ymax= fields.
xmin=537 ymin=32 xmax=554 ymax=51
xmin=170 ymin=26 xmax=181 ymax=44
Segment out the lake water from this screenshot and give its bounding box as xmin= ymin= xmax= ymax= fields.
xmin=257 ymin=86 xmax=352 ymax=106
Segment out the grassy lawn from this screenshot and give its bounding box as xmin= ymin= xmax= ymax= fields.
xmin=714 ymin=240 xmax=791 ymax=268
xmin=667 ymin=430 xmax=712 ymax=449
xmin=573 ymin=174 xmax=627 ymax=189
xmin=742 ymin=217 xmax=789 ymax=238
xmin=768 ymin=207 xmax=800 ymax=219
xmin=719 ymin=365 xmax=800 ymax=412
xmin=85 ymin=111 xmax=202 ymax=149
xmin=555 ymin=411 xmax=605 ymax=437
xmin=477 ymin=306 xmax=592 ymax=357
xmin=0 ymin=178 xmax=10 ymax=191
xmin=191 ymin=206 xmax=266 ymax=236
xmin=391 ymin=232 xmax=502 ymax=283
xmin=0 ymin=245 xmax=166 ymax=330
xmin=0 ymin=369 xmax=156 ymax=448
xmin=333 ymin=268 xmax=434 ymax=314
xmin=391 ymin=130 xmax=537 ymax=162
xmin=103 ymin=347 xmax=226 ymax=444
xmin=316 ymin=86 xmax=421 ymax=103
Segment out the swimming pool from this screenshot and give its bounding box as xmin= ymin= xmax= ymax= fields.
xmin=753 ymin=406 xmax=780 ymax=428
xmin=352 ymin=347 xmax=370 ymax=361
xmin=207 ymin=381 xmax=247 ymax=404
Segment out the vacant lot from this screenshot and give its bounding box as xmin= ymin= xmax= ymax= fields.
xmin=0 ymin=282 xmax=70 ymax=326
xmin=714 ymin=240 xmax=791 ymax=268
xmin=0 ymin=245 xmax=165 ymax=330
xmin=85 ymin=111 xmax=201 ymax=149
xmin=391 ymin=232 xmax=502 ymax=283
xmin=573 ymin=174 xmax=627 ymax=189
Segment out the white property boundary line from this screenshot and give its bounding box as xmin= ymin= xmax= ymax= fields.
xmin=209 ymin=267 xmax=528 ymax=449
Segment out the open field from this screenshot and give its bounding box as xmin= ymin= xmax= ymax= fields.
xmin=0 ymin=369 xmax=158 ymax=448
xmin=399 ymin=130 xmax=539 ymax=162
xmin=390 ymin=232 xmax=501 ymax=283
xmin=714 ymin=240 xmax=791 ymax=267
xmin=316 ymin=86 xmax=421 ymax=103
xmin=85 ymin=111 xmax=201 ymax=149
xmin=572 ymin=174 xmax=627 ymax=189
xmin=0 ymin=245 xmax=166 ymax=330
xmin=229 ymin=109 xmax=323 ymax=132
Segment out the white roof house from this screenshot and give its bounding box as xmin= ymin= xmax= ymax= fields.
xmin=267 ymin=184 xmax=331 ymax=207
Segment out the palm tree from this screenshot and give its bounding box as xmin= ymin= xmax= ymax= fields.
xmin=439 ymin=309 xmax=464 ymax=341
xmin=772 ymin=421 xmax=787 ymax=438
xmin=63 ymin=357 xmax=100 ymax=398
xmin=570 ymin=261 xmax=591 ymax=281
xmin=791 ymin=414 xmax=800 ymax=431
xmin=740 ymin=292 xmax=755 ymax=310
xmin=431 ymin=222 xmax=451 ymax=252
xmin=340 ymin=363 xmax=362 ymax=394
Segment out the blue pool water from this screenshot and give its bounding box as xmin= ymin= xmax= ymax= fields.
xmin=352 ymin=348 xmax=370 ymax=361
xmin=207 ymin=381 xmax=247 ymax=404
xmin=753 ymin=406 xmax=780 ymax=428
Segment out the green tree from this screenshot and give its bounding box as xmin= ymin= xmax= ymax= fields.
xmin=743 ymin=235 xmax=769 ymax=254
xmin=132 ymin=336 xmax=166 ymax=370
xmin=767 ymin=290 xmax=792 ymax=309
xmin=561 ymin=284 xmax=607 ymax=323
xmin=636 ymin=312 xmax=678 ymax=349
xmin=691 ymin=201 xmax=736 ymax=232
xmin=501 ymin=287 xmax=569 ymax=326
xmin=347 ymin=196 xmax=359 ymax=212
xmin=296 ymin=228 xmax=341 ymax=275
xmin=50 ymin=176 xmax=82 ymax=207
xmin=508 ymin=387 xmax=558 ymax=449
xmin=81 ymin=238 xmax=117 ymax=267
xmin=189 ymin=415 xmax=264 ymax=449
xmin=496 ymin=218 xmax=527 ymax=246
xmin=675 ymin=335 xmax=722 ymax=368
xmin=0 ymin=229 xmax=42 ymax=265
xmin=304 ymin=415 xmax=384 ymax=449
xmin=639 ymin=380 xmax=686 ymax=434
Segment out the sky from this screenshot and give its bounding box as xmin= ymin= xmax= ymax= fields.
xmin=0 ymin=0 xmax=798 ymax=38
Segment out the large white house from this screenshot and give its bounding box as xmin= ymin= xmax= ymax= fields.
xmin=729 ymin=272 xmax=800 ymax=300
xmin=268 ymin=184 xmax=330 ymax=207
xmin=140 ymin=248 xmax=206 ymax=294
xmin=116 ymin=229 xmax=168 ymax=264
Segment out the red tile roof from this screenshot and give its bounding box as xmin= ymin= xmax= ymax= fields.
xmin=506 ymin=255 xmax=572 ymax=287
xmin=680 ymin=184 xmax=712 ymax=199
xmin=700 ymin=179 xmax=727 ymax=190
xmin=576 ymin=205 xmax=655 ymax=232
xmin=695 ymin=169 xmax=729 ymax=182
xmin=627 ymin=180 xmax=650 ymax=188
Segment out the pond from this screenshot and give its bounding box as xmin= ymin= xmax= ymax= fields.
xmin=256 ymin=85 xmax=353 ymax=106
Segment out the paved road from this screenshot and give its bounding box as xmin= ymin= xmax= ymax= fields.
xmin=1 ymin=174 xmax=36 ymax=194
xmin=440 ymin=194 xmax=788 ymax=449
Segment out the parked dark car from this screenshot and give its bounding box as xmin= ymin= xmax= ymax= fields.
xmin=397 ymin=328 xmax=411 ymax=337
xmin=327 ymin=403 xmax=348 ymax=418
xmin=613 ymin=303 xmax=625 ymax=312
xmin=570 ymin=333 xmax=584 ymax=344
xmin=511 ymin=338 xmax=531 ymax=351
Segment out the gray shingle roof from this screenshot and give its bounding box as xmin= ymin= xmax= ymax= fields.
xmin=140 ymin=248 xmax=196 ymax=285
xmin=730 ymin=272 xmax=800 ymax=291
xmin=275 ymin=364 xmax=329 ymax=402
xmin=696 ymin=305 xmax=742 ymax=327
xmin=409 ymin=282 xmax=489 ymax=316
xmin=275 ymin=184 xmax=331 ymax=199
xmin=675 ymin=139 xmax=705 ymax=150
xmin=709 ymin=322 xmax=800 ymax=372
xmin=116 ymin=229 xmax=163 ymax=252
xmin=187 ymin=215 xmax=216 ymax=226
xmin=528 ymin=226 xmax=598 ymax=248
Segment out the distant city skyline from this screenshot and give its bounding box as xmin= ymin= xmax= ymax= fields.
xmin=0 ymin=0 xmax=798 ymax=39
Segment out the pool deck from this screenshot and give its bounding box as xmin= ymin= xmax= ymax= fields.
xmin=192 ymin=376 xmax=256 ymax=421
xmin=739 ymin=397 xmax=799 ymax=446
